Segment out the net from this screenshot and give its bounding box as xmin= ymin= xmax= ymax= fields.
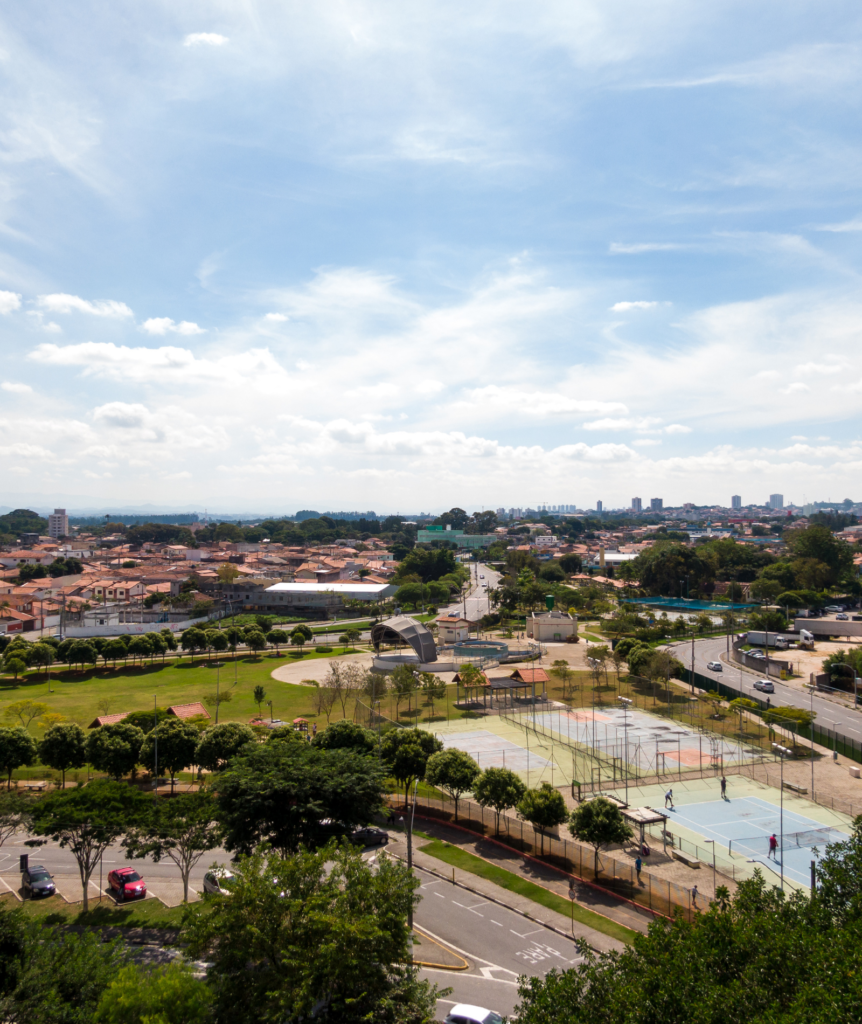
xmin=729 ymin=826 xmax=847 ymax=857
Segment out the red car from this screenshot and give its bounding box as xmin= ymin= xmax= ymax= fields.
xmin=108 ymin=867 xmax=147 ymax=901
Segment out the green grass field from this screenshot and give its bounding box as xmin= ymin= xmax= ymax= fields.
xmin=419 ymin=838 xmax=637 ymax=945
xmin=0 ymin=890 xmax=187 ymax=929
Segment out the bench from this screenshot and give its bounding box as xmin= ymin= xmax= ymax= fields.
xmin=782 ymin=781 xmax=808 ymax=795
xmin=23 ymin=782 xmax=47 ymax=791
xmin=672 ymin=850 xmax=701 ymax=869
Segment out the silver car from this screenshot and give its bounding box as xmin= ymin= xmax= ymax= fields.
xmin=445 ymin=1005 xmax=504 ymax=1024
xmin=753 ymin=678 xmax=774 ymax=693
xmin=706 ymin=661 xmax=722 ymax=672
xmin=202 ymin=868 xmax=236 ymax=895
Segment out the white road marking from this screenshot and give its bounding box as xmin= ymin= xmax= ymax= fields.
xmin=490 ymin=919 xmax=503 ymax=926
xmin=510 ymin=927 xmax=544 ymax=938
xmin=422 ymin=968 xmax=519 ymax=986
xmin=433 ymin=891 xmax=445 ymax=898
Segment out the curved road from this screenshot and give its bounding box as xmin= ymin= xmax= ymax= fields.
xmin=665 ymin=636 xmax=862 ymax=749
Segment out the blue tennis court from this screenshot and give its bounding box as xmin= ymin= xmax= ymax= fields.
xmin=664 ymin=796 xmax=849 ymax=888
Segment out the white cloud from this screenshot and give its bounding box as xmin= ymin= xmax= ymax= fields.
xmin=183 ymin=33 xmax=229 ymax=47
xmin=633 ymin=438 xmax=662 ymax=446
xmin=0 ymin=291 xmax=22 ymax=314
xmin=36 ymin=294 xmax=133 ymax=318
xmin=781 ymin=382 xmax=810 ymax=394
xmin=609 ymin=243 xmax=693 ymax=254
xmin=610 ymin=300 xmax=663 ymax=311
xmin=1 ymin=381 xmax=32 ymax=394
xmin=464 ymin=385 xmax=627 ymax=418
xmin=582 ymin=416 xmax=662 ymax=431
xmin=791 ymin=435 xmax=808 ymax=441
xmin=794 ymin=361 xmax=845 ymax=375
xmin=264 ymin=313 xmax=288 ymax=322
xmin=664 ymin=424 xmax=692 ymax=435
xmin=141 ymin=317 xmax=206 ymax=336
xmin=816 ymin=218 xmax=862 ymax=233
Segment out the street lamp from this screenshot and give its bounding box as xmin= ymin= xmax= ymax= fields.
xmin=618 ymin=696 xmax=632 ymax=804
xmin=773 ymin=742 xmax=792 ymax=891
xmin=267 ymin=699 xmax=274 ymax=723
xmin=406 ymin=778 xmax=419 ymax=930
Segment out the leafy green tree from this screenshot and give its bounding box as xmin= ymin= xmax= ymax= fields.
xmin=140 ymin=718 xmax=200 ymax=792
xmin=0 ymin=727 xmax=38 ymax=789
xmin=266 ymin=629 xmax=287 ymax=653
xmin=2 ymin=656 xmax=28 ymax=682
xmin=215 ymin=741 xmax=387 ymax=856
xmin=289 ymin=627 xmax=309 ymax=652
xmin=517 ymin=782 xmax=568 ymax=854
xmin=124 ymin=792 xmax=222 ymax=904
xmin=568 ymin=796 xmax=634 ymax=879
xmin=68 ymin=639 xmax=98 ymax=672
xmin=181 ymin=627 xmax=207 ymax=663
xmin=380 ymin=728 xmax=443 ymax=806
xmin=421 ymin=672 xmax=446 ymax=718
xmin=244 ymin=629 xmax=267 ymax=656
xmin=390 ymin=663 xmax=420 ymax=716
xmin=253 ymin=684 xmax=267 ymax=716
xmin=425 ymin=748 xmax=481 ymax=821
xmin=310 ymin=719 xmax=376 ymax=754
xmin=195 ymin=722 xmax=256 ymax=771
xmin=393 ymin=546 xmax=458 ymax=583
xmin=38 ymin=723 xmax=87 ymax=787
xmin=559 ymin=553 xmax=583 ymax=574
xmin=85 ymin=722 xmax=145 ymax=780
xmin=0 ymin=909 xmax=129 ymax=1023
xmin=786 ymin=524 xmax=854 ymax=584
xmin=2 ymin=699 xmax=50 ymax=728
xmin=29 ymin=643 xmax=55 ymax=675
xmin=94 ymin=961 xmax=213 ymax=1024
xmin=748 ymin=609 xmax=788 ymax=633
xmin=181 ymin=843 xmax=433 ymax=1024
xmin=473 ymin=767 xmax=527 ymax=834
xmin=31 ymin=779 xmax=150 ymax=910
xmin=395 ymin=582 xmax=428 ymax=609
xmin=104 ymin=638 xmax=128 ymax=667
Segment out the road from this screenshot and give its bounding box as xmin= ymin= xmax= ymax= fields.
xmin=666 ymin=636 xmax=862 ymax=748
xmin=412 ymin=864 xmax=583 ymax=1018
xmin=446 ymin=562 xmax=501 ymax=622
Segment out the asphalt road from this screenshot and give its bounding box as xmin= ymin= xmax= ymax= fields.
xmin=447 ymin=562 xmax=501 ymax=622
xmin=666 ymin=636 xmax=862 ymax=748
xmin=411 ymin=865 xmax=583 ymax=1018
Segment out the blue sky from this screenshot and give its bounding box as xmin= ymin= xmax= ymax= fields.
xmin=1 ymin=1 xmax=862 ymax=512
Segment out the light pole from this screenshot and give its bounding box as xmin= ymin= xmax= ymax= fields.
xmin=704 ymin=838 xmax=716 ymax=896
xmin=407 ymin=778 xmax=419 ymax=930
xmin=267 ymin=700 xmax=274 ymax=723
xmin=215 ymin=661 xmax=221 ymax=724
xmin=618 ymin=696 xmax=631 ymax=805
xmin=773 ymin=742 xmax=791 ymax=891
xmin=568 ymin=880 xmax=576 ymax=936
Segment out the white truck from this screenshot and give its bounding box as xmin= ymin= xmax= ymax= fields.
xmin=744 ymin=631 xmax=790 ymax=650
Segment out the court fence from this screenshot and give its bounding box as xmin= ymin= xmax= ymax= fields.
xmin=389 ymin=789 xmax=756 ymax=923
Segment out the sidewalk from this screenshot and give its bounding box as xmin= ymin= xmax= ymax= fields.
xmin=388 ymin=818 xmax=651 ymax=950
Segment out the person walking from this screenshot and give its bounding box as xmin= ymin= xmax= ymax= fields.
xmin=768 ymin=834 xmax=779 ymax=860
xmin=691 ymin=884 xmax=698 ymax=907
xmin=664 ymin=789 xmax=674 ymax=809
xmin=635 ymin=855 xmax=643 ymax=884
xmin=720 ymin=776 xmax=727 ymax=800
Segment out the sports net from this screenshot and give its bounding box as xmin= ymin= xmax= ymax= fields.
xmin=729 ymin=826 xmax=847 ymax=857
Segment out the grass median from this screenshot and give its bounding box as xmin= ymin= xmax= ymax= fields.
xmin=418 ymin=838 xmax=638 ymax=945
xmin=1 ymin=890 xmax=187 ymax=929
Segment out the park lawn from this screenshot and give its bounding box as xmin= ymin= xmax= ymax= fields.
xmin=418 ymin=838 xmax=637 ymax=945
xmin=1 ymin=890 xmax=187 ymax=929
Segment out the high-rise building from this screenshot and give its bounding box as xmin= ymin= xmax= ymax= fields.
xmin=731 ymin=495 xmax=742 ymax=510
xmin=632 ymin=498 xmax=642 ymax=513
xmin=683 ymin=503 xmax=694 ymax=510
xmin=596 ymin=500 xmax=603 ymax=513
xmin=48 ymin=508 xmax=69 ymax=539
xmin=768 ymin=494 xmax=784 ymax=510
xmin=650 ymin=498 xmax=663 ymax=511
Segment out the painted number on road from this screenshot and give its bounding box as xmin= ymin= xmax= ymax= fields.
xmin=515 ymin=942 xmax=573 ymax=968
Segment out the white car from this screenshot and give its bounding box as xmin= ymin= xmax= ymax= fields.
xmin=825 ymin=605 xmax=844 ymax=613
xmin=706 ymin=661 xmax=722 ymax=672
xmin=202 ymin=868 xmax=236 ymax=895
xmin=445 ymin=1006 xmax=504 ymax=1024
xmin=753 ymin=678 xmax=774 ymax=693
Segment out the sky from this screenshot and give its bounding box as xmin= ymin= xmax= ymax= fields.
xmin=2 ymin=1 xmax=862 ymax=514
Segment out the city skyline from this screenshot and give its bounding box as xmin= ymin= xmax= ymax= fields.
xmin=2 ymin=5 xmax=862 ymax=507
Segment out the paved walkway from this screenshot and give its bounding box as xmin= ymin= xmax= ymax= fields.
xmin=391 ymin=817 xmax=652 ymax=942
xmin=270 ymin=651 xmax=375 ymax=685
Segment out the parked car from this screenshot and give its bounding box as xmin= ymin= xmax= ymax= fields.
xmin=350 ymin=826 xmax=389 ymax=847
xmin=753 ymin=679 xmax=775 ymax=693
xmin=203 ymin=868 xmax=236 ymax=895
xmin=706 ymin=661 xmax=722 ymax=672
xmin=445 ymin=1005 xmax=504 ymax=1024
xmin=825 ymin=605 xmax=845 ymax=613
xmin=22 ymin=864 xmax=55 ymax=899
xmin=836 ymin=613 xmax=849 ymax=620
xmin=107 ymin=867 xmax=147 ymax=901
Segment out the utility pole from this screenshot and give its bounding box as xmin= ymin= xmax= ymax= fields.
xmin=406 ymin=779 xmax=418 ymax=929
xmin=153 ymin=695 xmax=158 ymax=806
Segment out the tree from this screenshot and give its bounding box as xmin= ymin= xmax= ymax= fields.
xmin=559 ymin=553 xmax=583 ymax=574
xmin=214 ymin=741 xmax=388 ymax=856
xmin=253 ymin=684 xmax=267 ymax=716
xmin=29 ymin=643 xmax=55 ymax=676
xmin=0 ymin=727 xmax=38 ymax=789
xmin=204 ymin=689 xmax=233 ymax=723
xmin=390 ymin=663 xmax=420 ymax=716
xmin=0 ymin=911 xmax=129 ymax=1023
xmin=85 ymin=722 xmax=145 ymax=780
xmin=473 ymin=767 xmax=527 ymax=834
xmin=38 ymin=723 xmax=87 ymax=787
xmin=180 ymin=627 xmax=207 ymax=663
xmin=126 ymin=635 xmax=151 ymax=666
xmin=216 ymin=562 xmax=240 ymax=584
xmin=94 ymin=961 xmax=213 ymax=1024
xmin=105 ymin=638 xmax=128 ymax=667
xmin=244 ymin=629 xmax=267 ymax=657
xmin=206 ymin=629 xmax=229 ymax=658
xmin=0 ymin=789 xmax=32 ymax=848
xmin=266 ymin=629 xmax=287 ymax=653
xmin=31 ymin=779 xmax=150 ymax=910
xmin=2 ymin=656 xmax=27 ymax=682
xmin=140 ymin=718 xmax=200 ymax=792
xmin=195 ymin=722 xmax=256 ymax=771
xmin=181 ymin=844 xmax=435 ymax=1024
xmin=3 ymin=699 xmax=50 ymax=728
xmin=395 ymin=582 xmax=428 ymax=609
xmin=517 ymin=782 xmax=568 ymax=854
xmin=124 ymin=792 xmax=222 ymax=904
xmin=289 ymin=627 xmax=309 ymax=652
xmin=421 ymin=672 xmax=446 ymax=718
xmin=568 ymin=796 xmax=634 ymax=879
xmin=393 ymin=546 xmax=458 ymax=583
xmin=311 ymin=719 xmax=376 ymax=754
xmin=68 ymin=639 xmax=98 ymax=672
xmin=552 ymin=659 xmax=575 ymax=699
xmin=425 ymin=748 xmax=481 ymax=821
xmin=380 ymin=728 xmax=443 ymax=806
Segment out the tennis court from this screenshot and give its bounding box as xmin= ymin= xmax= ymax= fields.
xmin=438 ymin=728 xmax=551 ymax=773
xmin=664 ymin=796 xmax=850 ymax=888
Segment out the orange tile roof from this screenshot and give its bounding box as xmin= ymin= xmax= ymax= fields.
xmin=167 ymin=702 xmax=211 ymax=720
